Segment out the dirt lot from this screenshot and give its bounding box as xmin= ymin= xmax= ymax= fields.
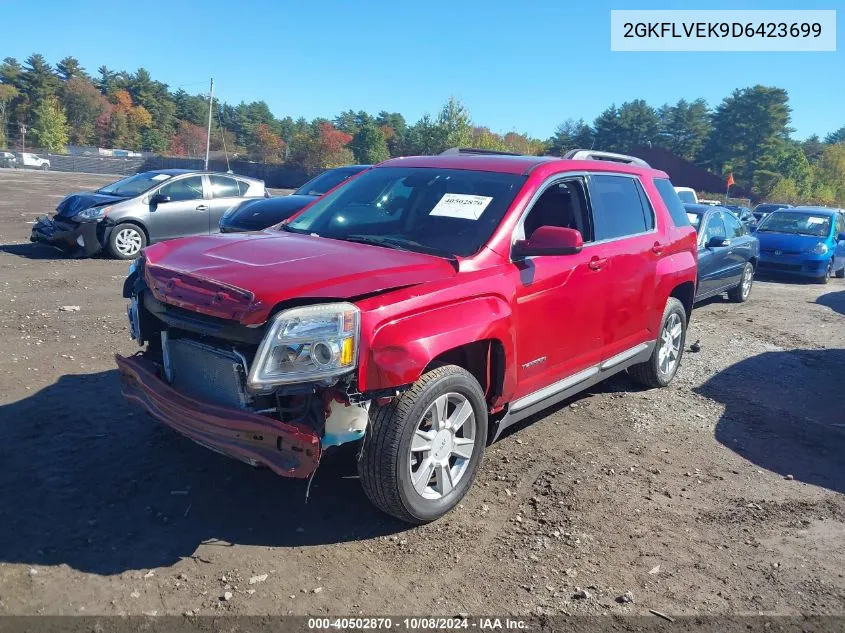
xmin=0 ymin=169 xmax=843 ymax=618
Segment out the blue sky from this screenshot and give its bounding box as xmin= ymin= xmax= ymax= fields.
xmin=2 ymin=0 xmax=842 ymax=140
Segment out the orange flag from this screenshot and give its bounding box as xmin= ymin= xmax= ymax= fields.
xmin=726 ymin=173 xmax=735 ymax=187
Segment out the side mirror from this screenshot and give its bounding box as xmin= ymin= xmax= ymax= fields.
xmin=513 ymin=226 xmax=583 ymax=258
xmin=706 ymin=236 xmax=731 ymax=248
xmin=838 ymin=232 xmax=845 ymax=242
xmin=150 ymin=193 xmax=171 ymax=205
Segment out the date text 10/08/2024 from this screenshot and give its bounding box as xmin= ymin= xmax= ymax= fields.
xmin=307 ymin=617 xmax=529 ymax=630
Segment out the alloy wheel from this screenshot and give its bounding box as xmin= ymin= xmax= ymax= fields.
xmin=408 ymin=392 xmax=477 ymax=500
xmin=741 ymin=265 xmax=753 ymax=298
xmin=657 ymin=313 xmax=683 ymax=376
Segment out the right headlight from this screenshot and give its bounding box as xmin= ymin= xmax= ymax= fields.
xmin=247 ymin=302 xmax=360 ymax=390
xmin=811 ymin=242 xmax=828 ymax=255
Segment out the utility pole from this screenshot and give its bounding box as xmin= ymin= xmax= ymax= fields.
xmin=204 ymin=78 xmax=214 ymax=171
xmin=20 ymin=124 xmax=26 ymax=154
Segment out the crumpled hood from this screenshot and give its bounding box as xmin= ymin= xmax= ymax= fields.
xmin=56 ymin=192 xmax=124 ymax=218
xmin=222 ymin=195 xmax=316 ymax=231
xmin=142 ymin=231 xmax=458 ymax=324
xmin=756 ymin=231 xmax=829 ymax=252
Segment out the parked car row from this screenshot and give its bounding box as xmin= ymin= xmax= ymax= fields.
xmin=30 ymin=165 xmax=370 ymax=258
xmin=0 ymin=151 xmax=51 ymax=169
xmin=24 ymin=149 xmax=845 ymax=524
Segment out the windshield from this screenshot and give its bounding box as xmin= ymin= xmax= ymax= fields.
xmin=757 ymin=211 xmax=832 ymax=237
xmin=294 ymin=168 xmax=362 ymax=197
xmin=97 ymin=172 xmax=173 ymax=196
xmin=284 ymin=167 xmax=526 ymax=258
xmin=676 ymin=190 xmax=696 ymax=204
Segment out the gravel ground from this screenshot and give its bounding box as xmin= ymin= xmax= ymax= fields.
xmin=0 ymin=169 xmax=843 ymax=617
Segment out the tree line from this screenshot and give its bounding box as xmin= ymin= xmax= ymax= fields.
xmin=1 ymin=54 xmax=844 ymax=204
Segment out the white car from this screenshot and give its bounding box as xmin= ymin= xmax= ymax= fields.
xmin=18 ymin=152 xmax=51 ymax=170
xmin=674 ymin=186 xmax=698 ymax=204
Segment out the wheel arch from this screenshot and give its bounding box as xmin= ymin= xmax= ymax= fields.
xmin=670 ymin=280 xmax=695 ymax=323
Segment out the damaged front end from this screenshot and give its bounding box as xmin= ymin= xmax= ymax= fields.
xmin=117 ymin=258 xmax=371 ymax=479
xmin=30 ymin=215 xmax=103 ymax=257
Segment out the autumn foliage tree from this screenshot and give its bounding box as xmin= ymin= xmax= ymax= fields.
xmin=289 ymin=122 xmax=353 ymax=173
xmin=251 ymin=123 xmax=285 ymax=164
xmin=168 ymin=120 xmax=207 ymax=156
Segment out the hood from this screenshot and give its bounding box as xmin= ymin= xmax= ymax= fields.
xmin=755 ymin=230 xmax=830 ymax=252
xmin=56 ymin=192 xmax=125 ymax=218
xmin=221 ymin=195 xmax=315 ymax=231
xmin=142 ymin=231 xmax=458 ymax=324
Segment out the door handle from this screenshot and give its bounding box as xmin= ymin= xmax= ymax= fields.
xmin=588 ymin=256 xmax=608 ymax=271
xmin=195 ymin=204 xmax=209 ymax=211
xmin=651 ymin=241 xmax=664 ymax=255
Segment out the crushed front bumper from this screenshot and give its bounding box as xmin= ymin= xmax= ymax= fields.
xmin=116 ymin=354 xmax=321 ymax=478
xmin=30 ymin=216 xmax=103 ymax=257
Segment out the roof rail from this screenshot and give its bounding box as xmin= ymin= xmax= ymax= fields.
xmin=439 ymin=147 xmax=523 ymax=156
xmin=563 ymin=149 xmax=650 ymax=168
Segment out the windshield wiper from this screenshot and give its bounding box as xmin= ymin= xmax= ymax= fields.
xmin=344 ymin=235 xmax=460 ymax=268
xmin=279 ymin=224 xmax=309 ymax=234
xmin=342 ymin=235 xmax=410 ymax=251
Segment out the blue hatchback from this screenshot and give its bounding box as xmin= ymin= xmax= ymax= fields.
xmin=754 ymin=207 xmax=845 ymax=283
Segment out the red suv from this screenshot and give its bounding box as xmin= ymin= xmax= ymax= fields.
xmin=117 ymin=148 xmax=698 ymax=523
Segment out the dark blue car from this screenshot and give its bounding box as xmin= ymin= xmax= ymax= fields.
xmin=685 ymin=204 xmax=760 ymax=304
xmin=754 ymin=207 xmax=845 ymax=283
xmin=219 ymin=165 xmax=370 ymax=233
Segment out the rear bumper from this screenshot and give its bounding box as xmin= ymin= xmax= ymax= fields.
xmin=29 ymin=216 xmax=103 ymax=257
xmin=115 ymin=354 xmax=321 ymax=479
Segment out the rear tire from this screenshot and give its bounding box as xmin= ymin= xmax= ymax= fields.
xmin=107 ymin=223 xmax=147 ymax=260
xmin=628 ymin=297 xmax=687 ymax=389
xmin=358 ymin=365 xmax=488 ymax=524
xmin=728 ymin=263 xmax=754 ymax=302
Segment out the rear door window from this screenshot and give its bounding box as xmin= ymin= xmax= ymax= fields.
xmin=209 ymin=175 xmax=241 ymax=198
xmin=588 ymin=174 xmax=651 ymax=241
xmin=653 ymin=178 xmax=692 ymax=228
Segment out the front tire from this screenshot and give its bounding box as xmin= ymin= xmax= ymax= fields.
xmin=815 ymin=260 xmax=833 ymax=284
xmin=628 ymin=297 xmax=687 ymax=388
xmin=107 ymin=223 xmax=147 ymax=260
xmin=728 ymin=262 xmax=754 ymax=302
xmin=40 ymin=163 xmax=49 ymax=171
xmin=835 ymin=259 xmax=844 ymax=279
xmin=358 ymin=365 xmax=488 ymax=524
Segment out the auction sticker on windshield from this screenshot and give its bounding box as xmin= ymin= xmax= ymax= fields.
xmin=430 ymin=194 xmax=493 ymax=220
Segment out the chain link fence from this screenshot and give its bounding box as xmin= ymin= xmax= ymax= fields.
xmin=5 ymin=147 xmax=311 ymax=189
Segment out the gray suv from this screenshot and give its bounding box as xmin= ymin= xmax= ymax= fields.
xmin=31 ymin=169 xmax=267 ymax=259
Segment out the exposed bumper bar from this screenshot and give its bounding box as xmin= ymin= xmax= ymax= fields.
xmin=116 ymin=354 xmax=321 ymax=479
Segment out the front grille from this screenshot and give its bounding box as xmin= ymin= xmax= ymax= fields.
xmin=761 ymin=248 xmax=800 ymax=255
xmin=165 ymin=337 xmax=251 ymax=408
